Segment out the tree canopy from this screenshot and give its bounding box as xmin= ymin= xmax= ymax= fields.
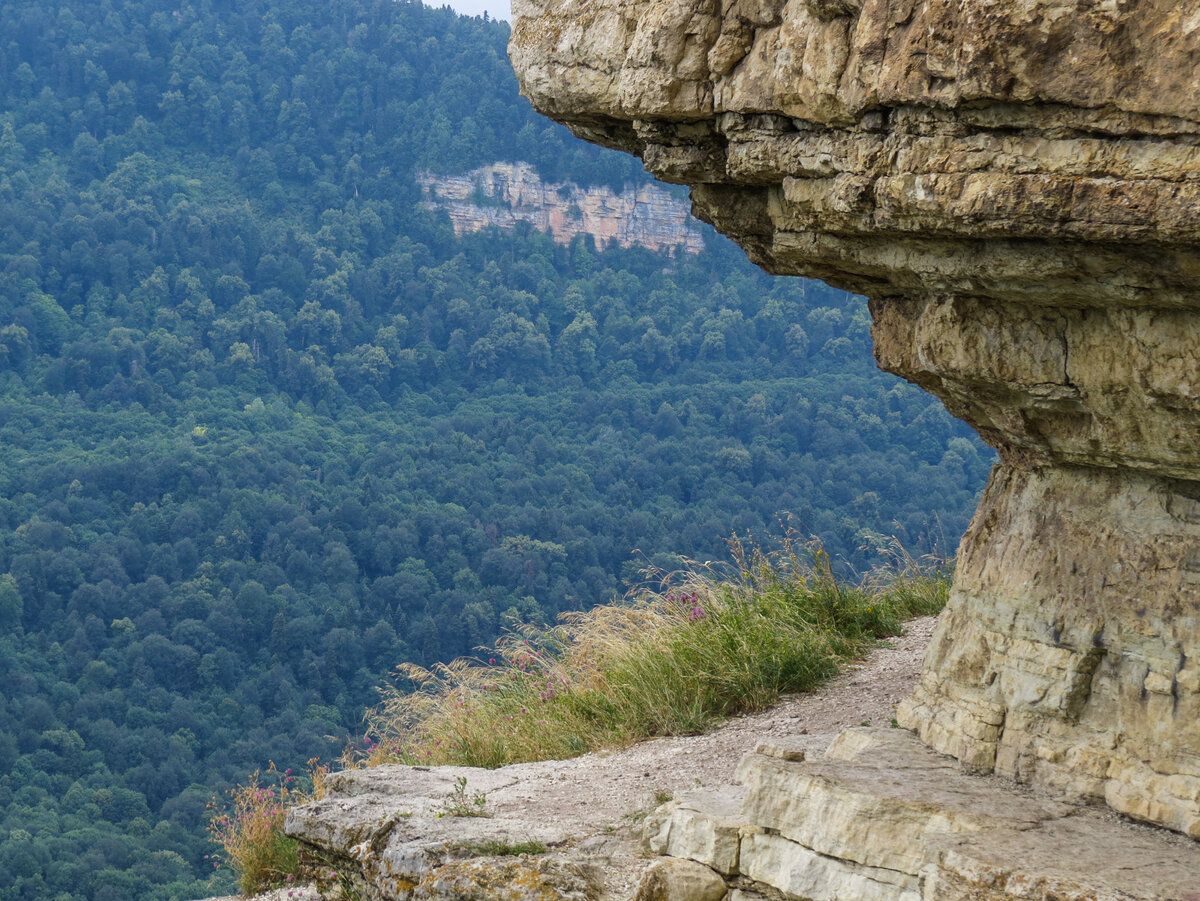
xmin=0 ymin=0 xmax=992 ymax=898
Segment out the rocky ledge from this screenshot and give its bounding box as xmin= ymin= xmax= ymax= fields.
xmin=651 ymin=728 xmax=1200 ymax=901
xmin=280 ymin=621 xmax=934 ymax=900
xmin=509 ymin=0 xmax=1200 ymax=844
xmin=280 ymin=622 xmax=1200 ymax=901
xmin=284 ymin=727 xmax=1200 ymax=901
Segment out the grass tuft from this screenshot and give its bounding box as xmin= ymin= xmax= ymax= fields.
xmin=365 ymin=536 xmax=949 ymax=769
xmin=206 ymin=759 xmax=327 ymax=895
xmin=437 ymin=776 xmax=490 ymax=817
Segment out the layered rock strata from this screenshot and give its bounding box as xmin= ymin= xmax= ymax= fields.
xmin=416 ymin=162 xmax=705 ymax=255
xmin=646 ymin=729 xmax=1200 ymax=901
xmin=283 ymin=730 xmax=1200 ymax=901
xmin=510 ymin=0 xmax=1200 ymax=837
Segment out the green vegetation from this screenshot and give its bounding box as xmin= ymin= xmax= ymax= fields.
xmin=436 ymin=776 xmax=490 ymax=818
xmin=0 ymin=0 xmax=987 ymax=897
xmin=366 ymin=537 xmax=950 ymax=769
xmin=206 ymin=762 xmax=319 ymax=896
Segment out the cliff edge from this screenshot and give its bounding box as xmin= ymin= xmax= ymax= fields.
xmin=510 ymin=0 xmax=1200 ymax=843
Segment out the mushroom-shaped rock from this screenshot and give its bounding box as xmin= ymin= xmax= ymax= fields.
xmin=511 ymin=0 xmax=1200 ymax=837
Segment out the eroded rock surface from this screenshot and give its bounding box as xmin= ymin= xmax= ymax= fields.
xmin=648 ymin=728 xmax=1200 ymax=901
xmin=510 ymin=0 xmax=1200 ymax=838
xmin=284 ymin=765 xmax=603 ymax=901
xmin=278 ymin=623 xmax=935 ymax=901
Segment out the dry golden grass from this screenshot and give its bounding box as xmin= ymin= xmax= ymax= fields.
xmin=206 ymin=759 xmax=328 ymax=895
xmin=365 ymin=536 xmax=949 ymax=768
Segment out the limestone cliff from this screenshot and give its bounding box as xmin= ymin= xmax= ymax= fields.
xmin=416 ymin=162 xmax=705 ymax=255
xmin=510 ymin=0 xmax=1200 ymax=843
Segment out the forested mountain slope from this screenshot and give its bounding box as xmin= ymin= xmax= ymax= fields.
xmin=0 ymin=1 xmax=991 ymax=898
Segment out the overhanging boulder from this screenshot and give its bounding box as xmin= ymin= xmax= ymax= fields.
xmin=510 ymin=0 xmax=1200 ymax=837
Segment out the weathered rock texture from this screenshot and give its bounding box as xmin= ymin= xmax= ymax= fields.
xmin=278 ymin=622 xmax=936 ymax=901
xmin=646 ymin=729 xmax=1200 ymax=901
xmin=283 ymin=730 xmax=1200 ymax=901
xmin=510 ymin=0 xmax=1200 ymax=839
xmin=284 ymin=765 xmax=602 ymax=901
xmin=416 ymin=162 xmax=705 ymax=254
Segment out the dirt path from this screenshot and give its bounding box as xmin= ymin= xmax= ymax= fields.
xmin=495 ymin=615 xmax=937 ymax=897
xmin=495 ymin=615 xmax=937 ymax=820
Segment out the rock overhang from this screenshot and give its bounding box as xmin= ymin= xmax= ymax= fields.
xmin=510 ymin=0 xmax=1200 ymax=838
xmin=510 ymin=0 xmax=1200 ymax=307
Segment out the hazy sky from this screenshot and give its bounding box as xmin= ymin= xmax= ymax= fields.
xmin=433 ymin=0 xmax=512 ymax=21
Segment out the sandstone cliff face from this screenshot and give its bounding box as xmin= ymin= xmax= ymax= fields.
xmin=510 ymin=0 xmax=1200 ymax=840
xmin=417 ymin=162 xmax=705 ymax=255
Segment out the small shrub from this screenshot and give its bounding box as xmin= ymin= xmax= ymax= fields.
xmin=207 ymin=759 xmax=327 ymax=895
xmin=366 ymin=535 xmax=950 ymax=769
xmin=437 ymin=776 xmax=489 ymax=817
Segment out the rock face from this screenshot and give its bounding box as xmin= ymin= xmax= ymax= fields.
xmin=284 ymin=764 xmax=602 ymax=901
xmin=510 ymin=0 xmax=1200 ymax=838
xmin=646 ymin=729 xmax=1200 ymax=901
xmin=416 ymin=162 xmax=705 ymax=255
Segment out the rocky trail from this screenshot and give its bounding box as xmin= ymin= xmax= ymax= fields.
xmin=211 ymin=616 xmax=938 ymax=901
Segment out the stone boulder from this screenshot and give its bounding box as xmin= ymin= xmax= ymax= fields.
xmin=509 ymin=0 xmax=1200 ymax=838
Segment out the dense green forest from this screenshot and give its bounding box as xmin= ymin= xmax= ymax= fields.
xmin=0 ymin=0 xmax=992 ymax=898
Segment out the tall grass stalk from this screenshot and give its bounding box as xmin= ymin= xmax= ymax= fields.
xmin=367 ymin=537 xmax=949 ymax=769
xmin=207 ymin=759 xmax=328 ymax=895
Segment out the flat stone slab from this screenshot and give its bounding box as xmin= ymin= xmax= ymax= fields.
xmin=927 ymin=813 xmax=1200 ymax=901
xmin=666 ymin=727 xmax=1200 ymax=901
xmin=286 ymin=765 xmax=604 ymax=901
xmin=737 ymin=727 xmax=1076 ymax=876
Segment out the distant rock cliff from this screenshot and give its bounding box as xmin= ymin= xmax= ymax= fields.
xmin=416 ymin=162 xmax=705 ymax=255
